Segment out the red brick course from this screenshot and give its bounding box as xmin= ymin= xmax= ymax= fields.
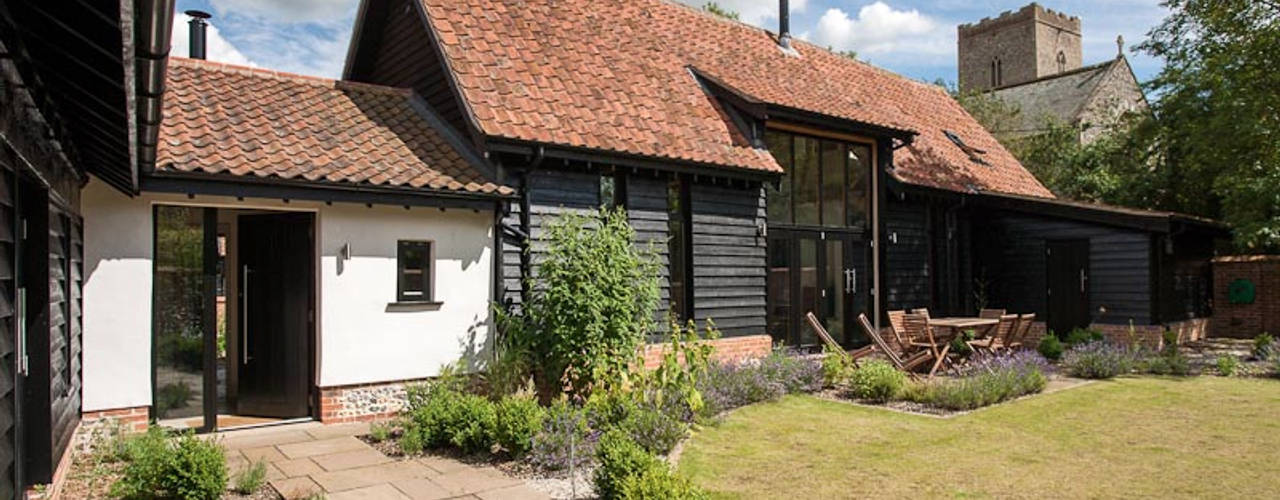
xmin=1212 ymin=255 xmax=1280 ymax=338
xmin=640 ymin=334 xmax=773 ymax=369
xmin=80 ymin=406 xmax=149 ymax=433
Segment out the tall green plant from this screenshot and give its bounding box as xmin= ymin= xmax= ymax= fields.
xmin=514 ymin=207 xmax=661 ymax=400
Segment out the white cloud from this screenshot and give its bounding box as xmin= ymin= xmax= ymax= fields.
xmin=677 ymin=0 xmax=808 ymax=27
xmin=209 ymin=0 xmax=355 ymax=23
xmin=171 ymin=13 xmax=256 ymax=66
xmin=810 ymin=2 xmax=950 ymax=59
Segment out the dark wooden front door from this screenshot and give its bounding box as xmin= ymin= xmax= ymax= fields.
xmin=237 ymin=213 xmax=313 ymax=418
xmin=1046 ymin=239 xmax=1090 ymax=336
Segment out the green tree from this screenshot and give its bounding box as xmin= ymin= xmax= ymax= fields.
xmin=1137 ymin=0 xmax=1280 ymax=251
xmin=702 ymin=2 xmax=739 ymax=21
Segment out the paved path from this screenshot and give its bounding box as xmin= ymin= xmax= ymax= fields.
xmin=217 ymin=422 xmax=548 ymax=500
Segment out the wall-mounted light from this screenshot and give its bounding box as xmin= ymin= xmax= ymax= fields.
xmin=340 ymin=243 xmax=352 ymax=262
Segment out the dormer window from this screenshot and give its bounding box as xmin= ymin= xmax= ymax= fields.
xmin=944 ymin=130 xmax=989 ymax=166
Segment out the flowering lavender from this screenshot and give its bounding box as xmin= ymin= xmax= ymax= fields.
xmin=907 ymin=351 xmax=1049 ymax=410
xmin=697 ymin=350 xmax=822 ymax=417
xmin=529 ymin=401 xmax=598 ymax=471
xmin=1061 ymin=341 xmax=1137 ymax=379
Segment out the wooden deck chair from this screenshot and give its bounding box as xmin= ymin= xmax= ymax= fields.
xmin=857 ymin=314 xmax=949 ymax=379
xmin=1005 ymin=313 xmax=1036 ymax=350
xmin=902 ymin=311 xmax=945 ymax=355
xmin=805 ymin=312 xmax=876 ymax=364
xmin=968 ymin=314 xmax=1017 ymax=354
xmin=977 ymin=308 xmax=1006 ymax=337
xmin=886 ymin=310 xmax=909 ymax=352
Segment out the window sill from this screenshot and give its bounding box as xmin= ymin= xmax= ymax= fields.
xmin=385 ymin=300 xmax=443 ymax=312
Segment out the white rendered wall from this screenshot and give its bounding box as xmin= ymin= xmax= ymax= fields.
xmin=80 ymin=177 xmax=495 ymax=411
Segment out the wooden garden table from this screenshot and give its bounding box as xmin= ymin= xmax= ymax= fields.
xmin=928 ymin=317 xmax=999 ymax=341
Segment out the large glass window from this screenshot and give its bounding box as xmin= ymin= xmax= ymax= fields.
xmin=764 ymin=129 xmax=873 ymax=229
xmin=153 ymin=206 xmax=215 ymax=427
xmin=668 ymin=176 xmax=693 ymax=320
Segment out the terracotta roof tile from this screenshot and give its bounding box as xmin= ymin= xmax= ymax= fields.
xmin=417 ymin=0 xmax=1052 ymax=198
xmin=156 ymin=57 xmax=513 ymax=196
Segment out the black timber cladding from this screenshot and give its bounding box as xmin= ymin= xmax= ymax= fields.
xmin=498 ymin=167 xmax=767 ymax=338
xmin=973 ymin=210 xmax=1154 ymax=325
xmin=883 ymin=199 xmax=931 ymax=312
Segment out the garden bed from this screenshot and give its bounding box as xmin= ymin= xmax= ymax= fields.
xmin=815 ymin=374 xmax=1093 ymax=418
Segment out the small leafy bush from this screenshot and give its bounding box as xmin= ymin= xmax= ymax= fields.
xmin=1060 ymin=342 xmax=1135 ymax=379
xmin=906 ymin=351 xmax=1049 ymax=411
xmin=1253 ymin=333 xmax=1275 ymax=360
xmin=233 ymin=460 xmax=268 ymax=495
xmin=530 ymin=400 xmax=595 ymax=471
xmin=1215 ymin=355 xmax=1241 ymax=377
xmin=368 ymin=422 xmax=392 ymax=443
xmin=494 ymin=395 xmax=545 ymax=456
xmin=617 ymin=461 xmax=709 ymax=500
xmin=847 ymin=360 xmax=907 ymax=402
xmin=110 ymin=426 xmax=228 ymax=500
xmin=402 ymin=382 xmax=497 ymax=454
xmin=1140 ymin=350 xmax=1192 ymax=376
xmin=949 ymin=330 xmax=977 ymax=357
xmin=595 ymin=430 xmax=662 ymax=500
xmin=1038 ymin=335 xmax=1065 ymax=361
xmin=1064 ymin=328 xmax=1105 ymax=346
xmin=397 ymin=429 xmax=424 ymax=455
xmin=821 ymin=347 xmax=857 ymax=387
xmin=754 ymin=349 xmax=823 ymax=394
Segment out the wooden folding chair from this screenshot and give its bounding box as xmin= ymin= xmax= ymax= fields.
xmin=1004 ymin=313 xmax=1036 ymax=350
xmin=903 ymin=312 xmax=946 ymax=355
xmin=858 ymin=314 xmax=950 ymax=378
xmin=805 ymin=312 xmax=875 ymax=365
xmin=977 ymin=308 xmax=1006 ymax=338
xmin=886 ymin=310 xmax=908 ymax=352
xmin=968 ymin=313 xmax=1017 ymax=354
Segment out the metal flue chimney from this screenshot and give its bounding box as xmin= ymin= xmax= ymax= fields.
xmin=186 ymin=10 xmax=211 ymax=59
xmin=778 ymin=0 xmax=792 ymax=50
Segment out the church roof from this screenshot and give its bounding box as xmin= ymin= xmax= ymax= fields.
xmin=988 ymin=57 xmax=1124 ymax=136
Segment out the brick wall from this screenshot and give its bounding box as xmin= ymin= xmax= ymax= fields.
xmin=319 ymin=379 xmax=421 ymax=423
xmin=1020 ymin=318 xmax=1209 ymax=351
xmin=1212 ymin=255 xmax=1280 ymax=338
xmin=80 ymin=406 xmax=149 ymax=434
xmin=640 ymin=334 xmax=773 ymax=369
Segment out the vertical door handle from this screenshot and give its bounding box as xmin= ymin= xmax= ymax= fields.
xmin=852 ymin=268 xmax=857 ymax=294
xmin=1079 ymin=269 xmax=1087 ymax=293
xmin=16 ymin=287 xmax=27 ymax=376
xmin=242 ymin=266 xmax=252 ymax=364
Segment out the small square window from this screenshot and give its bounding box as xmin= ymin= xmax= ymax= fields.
xmin=397 ymin=240 xmax=433 ymax=302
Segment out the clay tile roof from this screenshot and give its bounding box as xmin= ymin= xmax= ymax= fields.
xmin=417 ymin=0 xmax=1053 ymax=198
xmin=156 ymin=57 xmax=513 ymax=196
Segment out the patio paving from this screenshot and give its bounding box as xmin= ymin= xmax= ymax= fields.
xmin=217 ymin=422 xmax=547 ymax=500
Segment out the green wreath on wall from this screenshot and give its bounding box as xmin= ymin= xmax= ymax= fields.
xmin=1228 ymin=278 xmax=1256 ymax=305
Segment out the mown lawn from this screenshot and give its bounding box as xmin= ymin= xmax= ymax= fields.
xmin=679 ymin=377 xmax=1280 ymax=498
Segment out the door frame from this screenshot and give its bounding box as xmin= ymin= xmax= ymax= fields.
xmin=149 ymin=203 xmax=318 ymax=431
xmin=768 ymin=226 xmax=871 ymax=349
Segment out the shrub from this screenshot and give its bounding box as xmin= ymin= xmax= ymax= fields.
xmin=1253 ymin=333 xmax=1275 ymax=360
xmin=847 ymin=360 xmax=907 ymax=402
xmin=617 ymin=461 xmax=709 ymax=500
xmin=1038 ymin=335 xmax=1065 ymax=361
xmin=1064 ymin=328 xmax=1105 ymax=346
xmin=111 ymin=426 xmax=228 ymax=500
xmin=697 ymin=360 xmax=785 ymax=417
xmin=402 ymin=382 xmax=497 ymax=454
xmin=233 ymin=460 xmax=268 ymax=495
xmin=594 ymin=430 xmax=663 ymax=500
xmin=368 ymin=421 xmax=392 ymax=442
xmin=754 ymin=349 xmax=823 ymax=394
xmin=821 ymin=347 xmax=857 ymax=387
xmin=1060 ymin=342 xmax=1136 ymax=379
xmin=949 ymin=330 xmax=977 ymax=357
xmin=494 ymin=395 xmax=545 ymax=456
xmin=530 ymin=400 xmax=595 ymax=471
xmin=508 ymin=208 xmax=662 ymax=400
xmin=620 ymin=401 xmax=688 ymax=455
xmin=1139 ymin=348 xmax=1192 ymax=376
xmin=397 ymin=430 xmax=424 ymax=455
xmin=1215 ymin=355 xmax=1241 ymax=377
xmin=906 ymin=351 xmax=1049 ymax=411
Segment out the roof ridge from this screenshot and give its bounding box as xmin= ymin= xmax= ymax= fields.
xmin=170 ymin=56 xmax=412 ymax=97
xmin=988 ymin=58 xmax=1117 ymax=92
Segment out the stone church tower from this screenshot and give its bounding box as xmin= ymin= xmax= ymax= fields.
xmin=958 ymin=3 xmax=1083 ymax=92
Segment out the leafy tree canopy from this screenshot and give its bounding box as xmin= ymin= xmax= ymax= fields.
xmin=702 ymin=2 xmax=739 ymax=21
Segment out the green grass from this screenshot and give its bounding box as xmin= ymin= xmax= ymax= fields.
xmin=679 ymin=377 xmax=1280 ymax=498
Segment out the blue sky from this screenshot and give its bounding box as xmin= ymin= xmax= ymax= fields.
xmin=172 ymin=0 xmax=1170 ymax=85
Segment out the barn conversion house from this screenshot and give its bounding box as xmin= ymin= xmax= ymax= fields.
xmin=0 ymin=0 xmax=1228 ymax=496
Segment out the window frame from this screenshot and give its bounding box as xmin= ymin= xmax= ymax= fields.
xmin=667 ymin=174 xmax=694 ymax=321
xmin=395 ymin=239 xmax=436 ymax=304
xmin=763 ymin=123 xmax=876 ymax=231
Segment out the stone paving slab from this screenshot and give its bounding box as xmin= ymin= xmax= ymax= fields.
xmin=275 ymin=457 xmax=325 ymax=477
xmin=312 ymin=461 xmax=437 ymax=492
xmin=429 ymin=467 xmax=525 ymax=496
xmin=476 ymin=484 xmax=553 ymax=500
xmin=270 ymin=476 xmax=325 ymax=500
xmin=312 ymin=448 xmax=394 ymax=472
xmin=220 ymin=429 xmax=316 ymax=450
xmin=389 ymin=478 xmax=456 ymax=500
xmin=241 ymin=445 xmax=288 ymax=463
xmin=278 ymin=436 xmax=369 ymax=459
xmin=304 ymin=421 xmax=372 ymax=440
xmin=328 ymin=483 xmax=412 ymax=500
